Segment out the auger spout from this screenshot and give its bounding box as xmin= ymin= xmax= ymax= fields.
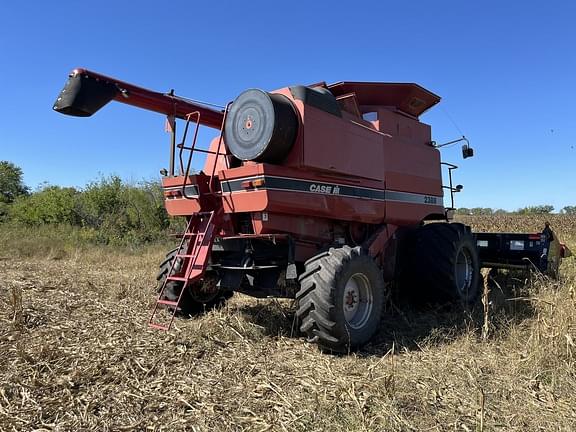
xmin=53 ymin=68 xmax=224 ymax=129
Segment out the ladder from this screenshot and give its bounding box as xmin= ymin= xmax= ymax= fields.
xmin=149 ymin=211 xmax=218 ymax=331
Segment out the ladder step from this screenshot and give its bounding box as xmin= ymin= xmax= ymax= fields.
xmin=167 ymin=276 xmax=189 ymax=282
xmin=183 ymin=233 xmax=203 ymax=237
xmin=176 ymin=254 xmax=196 ymax=258
xmin=157 ymin=299 xmax=179 ymax=306
xmin=149 ymin=323 xmax=169 ymax=331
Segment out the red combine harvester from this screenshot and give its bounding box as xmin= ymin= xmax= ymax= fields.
xmin=53 ymin=69 xmax=572 ymax=352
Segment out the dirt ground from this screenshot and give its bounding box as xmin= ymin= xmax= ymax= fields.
xmin=1 ymin=218 xmax=575 ymax=431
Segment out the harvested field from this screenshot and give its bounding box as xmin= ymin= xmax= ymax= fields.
xmin=1 ymin=216 xmax=575 ymax=431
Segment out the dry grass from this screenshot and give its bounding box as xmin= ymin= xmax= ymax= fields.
xmin=1 ymin=216 xmax=575 ymax=431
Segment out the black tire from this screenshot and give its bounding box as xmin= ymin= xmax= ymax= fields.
xmin=295 ymin=246 xmax=385 ymax=352
xmin=156 ymin=248 xmax=232 ymax=316
xmin=412 ymin=223 xmax=481 ymax=306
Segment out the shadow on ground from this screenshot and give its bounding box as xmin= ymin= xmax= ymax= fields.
xmin=366 ymin=269 xmax=540 ymax=356
xmin=239 ymin=299 xmax=299 ymax=338
xmin=237 ymin=269 xmax=541 ymax=356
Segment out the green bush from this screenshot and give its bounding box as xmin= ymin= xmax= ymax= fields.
xmin=0 ymin=202 xmax=9 ymax=222
xmin=5 ymin=176 xmax=175 ymax=246
xmin=77 ymin=176 xmax=170 ymax=244
xmin=10 ymin=185 xmax=80 ymax=225
xmin=0 ymin=160 xmax=28 ymax=203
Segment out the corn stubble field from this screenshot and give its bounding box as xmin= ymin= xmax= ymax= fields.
xmin=1 ymin=215 xmax=575 ymax=431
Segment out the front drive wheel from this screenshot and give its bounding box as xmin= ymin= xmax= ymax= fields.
xmin=296 ymin=246 xmax=385 ymax=352
xmin=413 ymin=223 xmax=481 ymax=307
xmin=156 ymin=248 xmax=232 ymax=316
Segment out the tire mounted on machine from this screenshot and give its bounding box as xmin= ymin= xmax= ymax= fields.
xmin=411 ymin=223 xmax=481 ymax=306
xmin=156 ymin=247 xmax=232 ymax=315
xmin=296 ymin=245 xmax=385 ymax=352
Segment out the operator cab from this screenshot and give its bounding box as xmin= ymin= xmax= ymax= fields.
xmin=328 ymin=82 xmax=441 ymax=146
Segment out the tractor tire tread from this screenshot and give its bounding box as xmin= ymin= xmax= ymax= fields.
xmin=296 ymin=245 xmax=384 ymax=352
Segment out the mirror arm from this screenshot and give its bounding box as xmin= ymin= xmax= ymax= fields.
xmin=432 ymin=135 xmax=469 ymax=149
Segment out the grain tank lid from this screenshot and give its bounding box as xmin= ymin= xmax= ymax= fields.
xmin=327 ymin=82 xmax=441 ymax=117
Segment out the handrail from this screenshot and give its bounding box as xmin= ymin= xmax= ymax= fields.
xmin=441 ymin=162 xmax=458 ymax=169
xmin=441 ymin=162 xmax=459 ymax=209
xmin=179 ymin=111 xmax=201 ymax=199
xmin=209 ymin=102 xmax=233 ymax=194
xmin=175 ymin=101 xmax=233 ymax=198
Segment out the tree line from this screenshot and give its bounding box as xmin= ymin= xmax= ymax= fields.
xmin=0 ymin=161 xmax=178 ymax=245
xmin=455 ymin=205 xmax=576 ymax=215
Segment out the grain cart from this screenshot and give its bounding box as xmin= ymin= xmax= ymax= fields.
xmin=53 ymin=69 xmax=571 ymax=351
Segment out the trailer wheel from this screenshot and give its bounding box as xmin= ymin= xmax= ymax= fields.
xmin=413 ymin=223 xmax=480 ymax=306
xmin=156 ymin=248 xmax=232 ymax=316
xmin=296 ymin=245 xmax=385 ymax=352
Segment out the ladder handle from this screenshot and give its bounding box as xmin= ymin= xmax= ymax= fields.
xmin=176 ymin=145 xmax=222 ymax=155
xmin=183 ymin=112 xmax=201 ymax=198
xmin=209 ymin=101 xmax=233 ymax=193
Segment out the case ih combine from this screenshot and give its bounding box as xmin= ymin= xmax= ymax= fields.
xmin=53 ymin=69 xmax=571 ymax=352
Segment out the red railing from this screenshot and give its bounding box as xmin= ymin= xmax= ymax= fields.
xmin=177 ymin=102 xmax=232 ymax=198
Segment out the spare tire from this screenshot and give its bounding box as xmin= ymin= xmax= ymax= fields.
xmin=224 ymin=89 xmax=299 ymax=163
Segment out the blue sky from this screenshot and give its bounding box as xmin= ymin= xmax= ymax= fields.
xmin=1 ymin=1 xmax=575 ymax=211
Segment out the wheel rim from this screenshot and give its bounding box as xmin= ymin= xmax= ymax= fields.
xmin=455 ymin=247 xmax=473 ymax=296
xmin=189 ymin=275 xmax=220 ymax=303
xmin=342 ymin=273 xmax=374 ymax=329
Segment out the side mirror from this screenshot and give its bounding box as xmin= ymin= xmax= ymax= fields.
xmin=455 ymin=184 xmax=463 ymax=192
xmin=462 ymin=144 xmax=474 ymax=159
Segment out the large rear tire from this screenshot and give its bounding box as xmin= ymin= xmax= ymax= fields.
xmin=411 ymin=223 xmax=481 ymax=306
xmin=296 ymin=246 xmax=385 ymax=352
xmin=156 ymin=247 xmax=232 ymax=316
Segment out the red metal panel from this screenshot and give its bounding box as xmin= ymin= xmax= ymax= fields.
xmin=162 ymin=174 xmax=210 ymax=216
xmin=252 ymin=213 xmax=334 ymax=243
xmin=385 ymin=201 xmax=444 ymax=226
xmin=164 ymin=199 xmax=202 ymax=216
xmin=219 ymin=163 xmax=264 ymax=181
xmin=219 ymin=164 xmax=387 ymax=224
xmin=377 ymin=109 xmax=432 ymax=146
xmin=222 ymin=190 xmax=269 ymax=213
xmin=264 ymin=190 xmax=385 ymax=224
xmin=383 ymin=137 xmax=443 ymax=198
xmin=303 ymin=106 xmax=386 ymax=181
xmin=386 ymin=171 xmax=443 ymax=197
